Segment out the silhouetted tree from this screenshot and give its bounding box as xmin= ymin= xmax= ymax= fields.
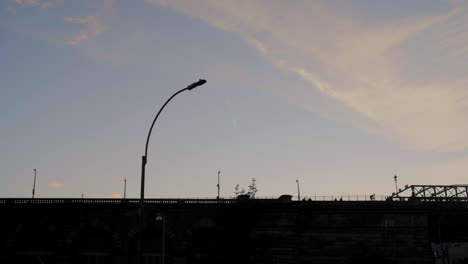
xmin=234 ymin=178 xmax=258 ymax=198
xmin=247 ymin=178 xmax=258 ymax=198
xmin=234 ymin=184 xmax=245 ymax=197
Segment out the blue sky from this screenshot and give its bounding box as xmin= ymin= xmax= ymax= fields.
xmin=1 ymin=0 xmax=468 ymax=199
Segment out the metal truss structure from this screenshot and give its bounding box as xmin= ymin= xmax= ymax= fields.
xmin=390 ymin=184 xmax=468 ymax=201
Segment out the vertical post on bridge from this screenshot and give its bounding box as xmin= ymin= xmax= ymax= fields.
xmin=217 ymin=171 xmax=220 ymax=200
xmin=296 ymin=179 xmax=301 ymax=201
xmin=32 ymin=169 xmax=37 ymax=199
xmin=124 ymin=178 xmax=127 ymax=199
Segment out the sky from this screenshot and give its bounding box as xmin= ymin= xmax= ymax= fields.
xmin=1 ymin=0 xmax=468 ymax=199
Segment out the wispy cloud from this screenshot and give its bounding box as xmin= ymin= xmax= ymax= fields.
xmin=146 ymin=0 xmax=468 ymax=152
xmin=49 ymin=181 xmax=63 ymax=188
xmin=64 ymin=15 xmax=109 ymax=45
xmin=9 ymin=0 xmax=39 ymax=7
xmin=41 ymin=1 xmax=61 ymax=9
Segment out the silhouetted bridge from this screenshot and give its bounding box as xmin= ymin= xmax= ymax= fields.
xmin=1 ymin=197 xmax=468 ymax=263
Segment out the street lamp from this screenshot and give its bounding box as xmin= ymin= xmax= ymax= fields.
xmin=394 ymin=174 xmax=398 ymax=194
xmin=140 ymin=79 xmax=206 ymax=204
xmin=137 ymin=79 xmax=206 ymax=263
xmin=296 ymin=179 xmax=300 ymax=201
xmin=32 ymin=169 xmax=37 ymax=199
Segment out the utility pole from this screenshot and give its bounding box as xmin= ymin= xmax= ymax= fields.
xmin=296 ymin=179 xmax=301 ymax=201
xmin=32 ymin=169 xmax=37 ymax=199
xmin=217 ymin=171 xmax=220 ymax=200
xmin=124 ymin=178 xmax=127 ymax=199
xmin=81 ymin=194 xmax=84 ymax=199
xmin=394 ymin=174 xmax=398 ymax=194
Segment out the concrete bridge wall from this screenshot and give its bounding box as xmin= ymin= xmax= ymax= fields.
xmin=0 ymin=198 xmax=467 ymax=264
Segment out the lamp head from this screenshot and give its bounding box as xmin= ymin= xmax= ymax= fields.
xmin=186 ymin=79 xmax=207 ymax=90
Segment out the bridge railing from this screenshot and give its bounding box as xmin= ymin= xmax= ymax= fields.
xmin=299 ymin=194 xmax=389 ymax=201
xmin=1 ymin=195 xmax=466 ymax=205
xmin=387 ymin=196 xmax=468 ymax=202
xmin=0 ymin=195 xmax=388 ymax=205
xmin=0 ymin=198 xmax=250 ymax=205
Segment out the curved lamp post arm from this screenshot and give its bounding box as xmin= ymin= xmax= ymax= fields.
xmin=144 ymin=87 xmax=186 ymax=160
xmin=144 ymin=79 xmax=207 ymax=159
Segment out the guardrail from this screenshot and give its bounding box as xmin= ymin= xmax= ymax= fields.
xmin=300 ymin=195 xmax=389 ymax=201
xmin=1 ymin=195 xmax=466 ymax=205
xmin=0 ymin=198 xmax=238 ymax=205
xmin=0 ymin=195 xmax=388 ymax=205
xmin=0 ymin=198 xmax=323 ymax=204
xmin=0 ymin=198 xmax=284 ymax=205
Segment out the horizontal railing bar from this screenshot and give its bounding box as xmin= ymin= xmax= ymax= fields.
xmin=0 ymin=196 xmax=467 ymax=205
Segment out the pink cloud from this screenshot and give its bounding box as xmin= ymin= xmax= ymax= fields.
xmin=41 ymin=1 xmax=62 ymax=9
xmin=10 ymin=0 xmax=39 ymax=7
xmin=145 ymin=0 xmax=468 ymax=152
xmin=49 ymin=182 xmax=63 ymax=188
xmin=64 ymin=15 xmax=109 ymax=45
